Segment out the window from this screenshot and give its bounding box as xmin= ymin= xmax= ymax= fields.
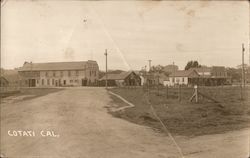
xmin=52 ymin=79 xmax=54 ymax=85
xmin=37 ymin=79 xmax=39 ymax=84
xmin=53 ymin=71 xmax=56 ymax=77
xmin=182 ymin=78 xmax=184 ymax=82
xmin=76 ymin=70 xmax=79 ymax=76
xmin=42 ymin=79 xmax=44 ymax=85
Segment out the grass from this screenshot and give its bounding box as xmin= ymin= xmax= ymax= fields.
xmin=0 ymin=88 xmax=63 ymax=101
xmin=109 ymin=86 xmax=250 ymax=136
xmin=19 ymin=88 xmax=63 ymax=100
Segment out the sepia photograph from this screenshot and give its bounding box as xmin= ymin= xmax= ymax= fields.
xmin=0 ymin=0 xmax=249 ymax=157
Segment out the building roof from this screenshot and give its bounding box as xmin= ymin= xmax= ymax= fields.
xmin=189 ymin=67 xmax=211 ymax=73
xmin=100 ymin=71 xmax=135 ymax=80
xmin=169 ymin=70 xmax=199 ymax=78
xmin=18 ymin=60 xmax=98 ymax=71
xmin=1 ymin=69 xmax=20 ymax=82
xmin=211 ymin=66 xmax=226 ymax=72
xmin=0 ymin=76 xmax=9 ymax=83
xmin=1 ymin=74 xmax=20 ymax=82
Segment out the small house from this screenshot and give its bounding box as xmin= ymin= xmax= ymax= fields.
xmin=99 ymin=71 xmax=141 ymax=87
xmin=165 ymin=69 xmax=199 ymax=86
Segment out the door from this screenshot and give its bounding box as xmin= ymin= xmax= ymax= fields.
xmin=28 ymin=79 xmax=36 ymax=87
xmin=82 ymin=79 xmax=87 ymax=86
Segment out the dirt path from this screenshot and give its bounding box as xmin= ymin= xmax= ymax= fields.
xmin=1 ymin=88 xmax=249 ymax=158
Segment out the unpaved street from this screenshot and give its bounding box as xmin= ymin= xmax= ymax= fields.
xmin=1 ymin=88 xmax=249 ymax=158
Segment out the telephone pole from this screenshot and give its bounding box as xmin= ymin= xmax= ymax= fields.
xmin=104 ymin=49 xmax=108 ymax=88
xmin=148 ymin=60 xmax=152 ymax=72
xmin=242 ymin=43 xmax=245 ymax=88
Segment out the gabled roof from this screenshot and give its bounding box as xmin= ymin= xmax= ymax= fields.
xmin=189 ymin=67 xmax=211 ymax=73
xmin=211 ymin=66 xmax=226 ymax=72
xmin=0 ymin=76 xmax=9 ymax=83
xmin=1 ymin=69 xmax=20 ymax=82
xmin=169 ymin=69 xmax=199 ymax=78
xmin=1 ymin=74 xmax=20 ymax=82
xmin=18 ymin=60 xmax=98 ymax=71
xmin=100 ymin=71 xmax=135 ymax=80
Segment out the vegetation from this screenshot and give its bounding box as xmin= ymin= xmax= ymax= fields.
xmin=1 ymin=88 xmax=63 ymax=101
xmin=109 ymin=86 xmax=250 ymax=136
xmin=185 ymin=60 xmax=201 ymax=70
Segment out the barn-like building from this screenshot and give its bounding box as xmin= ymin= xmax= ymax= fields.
xmin=99 ymin=71 xmax=141 ymax=87
xmin=18 ymin=60 xmax=99 ymax=87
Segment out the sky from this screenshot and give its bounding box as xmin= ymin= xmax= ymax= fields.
xmin=1 ymin=0 xmax=249 ymax=71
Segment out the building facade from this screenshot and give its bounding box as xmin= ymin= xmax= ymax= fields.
xmin=189 ymin=66 xmax=229 ymax=86
xmin=99 ymin=71 xmax=141 ymax=87
xmin=18 ymin=60 xmax=99 ymax=87
xmin=164 ymin=69 xmax=199 ymax=86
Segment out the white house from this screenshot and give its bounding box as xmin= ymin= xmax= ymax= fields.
xmin=164 ymin=69 xmax=199 ymax=86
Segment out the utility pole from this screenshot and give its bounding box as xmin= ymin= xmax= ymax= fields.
xmin=148 ymin=60 xmax=152 ymax=72
xmin=242 ymin=43 xmax=245 ymax=88
xmin=173 ymin=62 xmax=175 ymax=86
xmin=104 ymin=49 xmax=108 ymax=88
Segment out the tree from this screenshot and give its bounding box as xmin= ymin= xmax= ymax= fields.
xmin=185 ymin=60 xmax=201 ymax=70
xmin=149 ymin=65 xmax=164 ymax=73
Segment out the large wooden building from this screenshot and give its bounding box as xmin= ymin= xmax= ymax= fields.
xmin=18 ymin=60 xmax=99 ymax=87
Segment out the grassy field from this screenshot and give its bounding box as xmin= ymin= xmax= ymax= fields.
xmin=109 ymin=86 xmax=250 ymax=136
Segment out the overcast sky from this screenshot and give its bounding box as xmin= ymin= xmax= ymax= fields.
xmin=1 ymin=0 xmax=249 ymax=70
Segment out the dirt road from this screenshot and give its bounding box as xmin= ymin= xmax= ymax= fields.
xmin=1 ymin=88 xmax=249 ymax=158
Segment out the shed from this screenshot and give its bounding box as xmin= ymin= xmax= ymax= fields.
xmin=99 ymin=71 xmax=141 ymax=86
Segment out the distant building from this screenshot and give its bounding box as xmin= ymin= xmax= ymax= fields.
xmin=0 ymin=70 xmax=21 ymax=87
xmin=99 ymin=71 xmax=141 ymax=87
xmin=134 ymin=71 xmax=146 ymax=86
xmin=0 ymin=77 xmax=9 ymax=87
xmin=189 ymin=66 xmax=229 ymax=85
xmin=18 ymin=60 xmax=99 ymax=87
xmin=164 ymin=69 xmax=199 ymax=86
xmin=164 ymin=66 xmax=229 ymax=86
xmin=0 ymin=70 xmax=21 ymax=93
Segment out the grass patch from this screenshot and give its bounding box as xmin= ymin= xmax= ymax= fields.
xmin=109 ymin=86 xmax=250 ymax=136
xmin=0 ymin=88 xmax=63 ymax=102
xmin=19 ymin=88 xmax=63 ymax=100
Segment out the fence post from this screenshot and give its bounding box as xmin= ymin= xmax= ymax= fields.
xmin=166 ymin=85 xmax=168 ymax=99
xmin=178 ymin=84 xmax=181 ymax=102
xmin=195 ymin=85 xmax=198 ymax=103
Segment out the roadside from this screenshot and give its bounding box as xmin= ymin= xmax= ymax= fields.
xmin=1 ymin=87 xmax=249 ymax=158
xmin=109 ymin=87 xmax=250 ymax=136
xmin=1 ymin=88 xmax=63 ymax=104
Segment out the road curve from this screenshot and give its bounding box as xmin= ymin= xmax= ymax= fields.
xmin=1 ymin=87 xmax=249 ymax=158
